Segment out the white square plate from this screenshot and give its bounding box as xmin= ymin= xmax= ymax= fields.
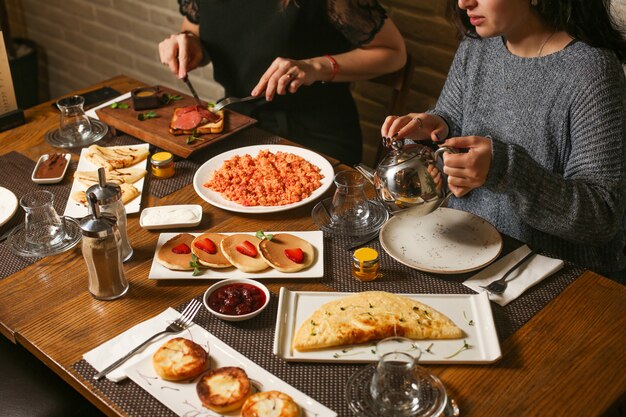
xmin=273 ymin=288 xmax=501 ymax=364
xmin=148 ymin=230 xmax=324 ymax=279
xmin=63 ymin=143 xmax=150 ymax=218
xmin=126 ymin=325 xmax=336 ymax=417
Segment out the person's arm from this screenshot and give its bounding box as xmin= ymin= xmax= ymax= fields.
xmin=252 ymin=18 xmax=406 ymax=100
xmin=158 ymin=17 xmax=207 ymax=79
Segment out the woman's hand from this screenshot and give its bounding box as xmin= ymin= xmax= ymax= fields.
xmin=158 ymin=30 xmax=205 ymax=79
xmin=251 ymin=57 xmax=323 ymax=101
xmin=381 ymin=113 xmax=448 ymax=143
xmin=441 ymin=136 xmax=492 ymax=197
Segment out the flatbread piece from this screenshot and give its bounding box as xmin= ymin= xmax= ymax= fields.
xmin=85 ymin=144 xmax=149 ymax=170
xmin=292 ymin=291 xmax=463 ymax=351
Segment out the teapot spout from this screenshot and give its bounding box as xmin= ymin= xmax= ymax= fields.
xmin=354 ymin=163 xmax=375 ymax=186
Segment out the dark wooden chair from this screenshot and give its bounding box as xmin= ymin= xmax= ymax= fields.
xmin=367 ymin=53 xmax=415 ymax=164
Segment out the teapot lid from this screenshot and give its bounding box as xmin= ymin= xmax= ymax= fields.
xmin=378 ymin=141 xmax=426 ymax=168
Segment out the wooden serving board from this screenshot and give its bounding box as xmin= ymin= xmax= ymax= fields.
xmin=95 ymin=86 xmax=256 ymax=158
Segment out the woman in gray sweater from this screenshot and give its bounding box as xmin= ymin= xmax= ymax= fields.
xmin=382 ymin=0 xmax=626 ymax=280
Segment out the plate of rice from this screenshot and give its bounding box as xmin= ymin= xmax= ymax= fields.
xmin=193 ymin=145 xmax=334 ymax=213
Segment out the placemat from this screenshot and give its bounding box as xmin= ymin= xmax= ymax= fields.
xmin=71 ymin=232 xmax=583 ymax=416
xmin=0 ymin=151 xmax=75 ymax=279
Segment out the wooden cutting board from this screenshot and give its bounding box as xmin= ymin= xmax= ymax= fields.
xmin=95 ymin=86 xmax=256 ymax=158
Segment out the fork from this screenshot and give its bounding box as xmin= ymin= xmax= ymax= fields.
xmin=93 ymin=299 xmax=203 ymax=380
xmin=480 ymin=250 xmax=537 ymax=295
xmin=212 ymin=95 xmax=262 ymax=112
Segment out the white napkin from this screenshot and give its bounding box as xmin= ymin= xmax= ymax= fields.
xmin=83 ymin=308 xmax=186 ymax=382
xmin=85 ymin=92 xmax=132 ymax=120
xmin=463 ymin=245 xmax=564 ymax=306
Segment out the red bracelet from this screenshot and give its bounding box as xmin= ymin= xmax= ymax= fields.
xmin=323 ymin=54 xmax=339 ymax=82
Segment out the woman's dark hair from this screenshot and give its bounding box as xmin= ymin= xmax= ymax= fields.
xmin=446 ymin=0 xmax=626 ymax=62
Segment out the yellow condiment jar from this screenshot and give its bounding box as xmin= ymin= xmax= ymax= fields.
xmin=150 ymin=152 xmax=175 ymax=179
xmin=352 ymin=247 xmax=380 ymax=281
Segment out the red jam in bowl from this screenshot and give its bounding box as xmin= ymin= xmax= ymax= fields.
xmin=208 ymin=283 xmax=266 ymax=316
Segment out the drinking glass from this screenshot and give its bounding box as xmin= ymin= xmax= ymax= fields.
xmin=370 ymin=337 xmax=423 ymax=416
xmin=20 ymin=190 xmax=65 ymax=248
xmin=57 ymin=95 xmax=92 ymax=143
xmin=330 ymin=170 xmax=370 ymax=227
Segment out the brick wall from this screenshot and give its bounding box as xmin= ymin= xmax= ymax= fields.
xmin=5 ymin=0 xmax=459 ymax=165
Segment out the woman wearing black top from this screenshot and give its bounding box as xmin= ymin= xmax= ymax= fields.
xmin=158 ymin=0 xmax=406 ymax=165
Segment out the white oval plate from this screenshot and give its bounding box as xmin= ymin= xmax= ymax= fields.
xmin=193 ymin=145 xmax=334 ymax=213
xmin=380 ymin=207 xmax=503 ymax=274
xmin=31 ymin=153 xmax=71 ymax=184
xmin=0 ymin=187 xmax=18 ymax=227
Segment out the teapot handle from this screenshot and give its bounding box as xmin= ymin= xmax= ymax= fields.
xmin=433 ymin=146 xmax=458 ymax=162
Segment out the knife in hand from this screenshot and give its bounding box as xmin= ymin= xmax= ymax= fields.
xmin=181 ymin=76 xmax=203 ymax=106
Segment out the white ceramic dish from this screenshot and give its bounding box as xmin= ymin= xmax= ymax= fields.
xmin=126 ymin=325 xmax=336 ymax=417
xmin=31 ymin=153 xmax=71 ymax=184
xmin=202 ymin=278 xmax=270 ymax=322
xmin=148 ymin=230 xmax=324 ymax=280
xmin=139 ymin=205 xmax=202 ymax=229
xmin=380 ymin=207 xmax=503 ymax=274
xmin=192 ymin=144 xmax=334 ymax=214
xmin=0 ymin=187 xmax=18 ymax=227
xmin=273 ymin=288 xmax=502 ymax=364
xmin=63 ymin=143 xmax=149 ymax=218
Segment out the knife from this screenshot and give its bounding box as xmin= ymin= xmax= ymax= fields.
xmin=181 ymin=76 xmax=203 ymax=106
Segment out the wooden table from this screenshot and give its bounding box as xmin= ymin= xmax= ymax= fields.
xmin=0 ymin=75 xmax=624 ymax=417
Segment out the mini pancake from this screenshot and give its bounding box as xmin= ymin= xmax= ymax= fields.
xmin=241 ymin=390 xmax=300 ymax=417
xmin=259 ymin=233 xmax=314 ymax=273
xmin=220 ymin=234 xmax=269 ymax=273
xmin=191 ymin=233 xmax=232 ymax=268
xmin=156 ymin=233 xmax=196 ymax=271
xmin=152 ymin=337 xmax=207 ymax=381
xmin=196 ymin=366 xmax=251 ymax=413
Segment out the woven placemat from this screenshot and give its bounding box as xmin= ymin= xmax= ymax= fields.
xmin=71 ymin=232 xmax=583 ymax=416
xmin=0 ymin=151 xmax=75 ymax=279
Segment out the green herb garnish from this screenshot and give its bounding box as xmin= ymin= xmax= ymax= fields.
xmin=186 ymin=131 xmax=203 ymax=144
xmin=444 ymin=340 xmax=470 ymax=359
xmin=160 ymin=93 xmax=183 ymax=105
xmin=255 ymin=230 xmax=274 ymax=241
xmin=137 ymin=111 xmax=158 ymax=121
xmin=110 ymin=102 xmax=129 ymax=109
xmin=189 ymin=254 xmax=202 ymax=276
xmin=463 ymin=311 xmax=474 ymax=326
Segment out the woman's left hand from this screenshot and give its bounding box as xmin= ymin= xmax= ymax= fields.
xmin=251 ymin=57 xmax=319 ymax=101
xmin=441 ymin=135 xmax=492 ymax=197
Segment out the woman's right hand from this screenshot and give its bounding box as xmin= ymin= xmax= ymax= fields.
xmin=158 ymin=30 xmax=205 ymax=79
xmin=381 ymin=113 xmax=448 ymax=142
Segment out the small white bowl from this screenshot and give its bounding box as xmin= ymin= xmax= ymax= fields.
xmin=139 ymin=204 xmax=203 ymax=230
xmin=31 ymin=153 xmax=71 ymax=184
xmin=203 ymin=278 xmax=270 ymax=322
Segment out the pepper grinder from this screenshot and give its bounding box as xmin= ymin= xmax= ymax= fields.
xmin=80 ymin=193 xmax=129 ymax=300
xmin=86 ymin=168 xmax=133 ymax=261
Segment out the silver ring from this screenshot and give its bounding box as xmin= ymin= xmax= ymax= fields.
xmin=285 ymin=73 xmax=293 ymax=79
xmin=414 ymin=117 xmax=423 ymax=128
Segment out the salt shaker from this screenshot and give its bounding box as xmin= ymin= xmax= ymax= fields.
xmin=86 ymin=168 xmax=133 ymax=261
xmin=79 ymin=193 xmax=129 ymax=300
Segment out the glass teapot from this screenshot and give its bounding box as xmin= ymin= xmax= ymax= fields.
xmin=355 ymin=138 xmax=456 ymax=214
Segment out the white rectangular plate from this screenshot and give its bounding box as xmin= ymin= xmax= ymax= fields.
xmin=126 ymin=325 xmax=336 ymax=417
xmin=273 ymin=289 xmax=501 ymax=364
xmin=63 ymin=143 xmax=150 ymax=218
xmin=149 ymin=231 xmax=324 ymax=279
xmin=140 ymin=204 xmax=203 ymax=230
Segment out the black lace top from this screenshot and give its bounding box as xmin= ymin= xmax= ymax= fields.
xmin=176 ymin=0 xmax=388 ymax=164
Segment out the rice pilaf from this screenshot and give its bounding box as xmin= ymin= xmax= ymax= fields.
xmin=204 ymin=150 xmax=324 ymax=206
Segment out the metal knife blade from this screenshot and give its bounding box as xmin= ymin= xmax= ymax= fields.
xmin=182 ymin=76 xmax=202 ymax=106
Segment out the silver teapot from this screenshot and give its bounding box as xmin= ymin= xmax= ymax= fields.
xmin=355 ymin=138 xmax=456 ymax=215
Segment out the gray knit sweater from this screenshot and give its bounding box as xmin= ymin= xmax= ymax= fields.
xmin=431 ymin=37 xmax=626 ymax=274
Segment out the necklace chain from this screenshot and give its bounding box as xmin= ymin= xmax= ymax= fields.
xmin=537 ymin=29 xmax=557 ymax=57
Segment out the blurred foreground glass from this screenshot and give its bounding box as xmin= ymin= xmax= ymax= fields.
xmin=371 ymin=337 xmax=423 ymax=416
xmin=57 ymin=95 xmax=92 ymax=144
xmin=21 ymin=190 xmax=65 ymax=248
xmin=330 ymin=170 xmax=370 ymax=228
